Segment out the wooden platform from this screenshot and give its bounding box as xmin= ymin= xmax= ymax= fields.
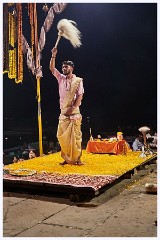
xmin=3 ymin=154 xmax=157 ymax=200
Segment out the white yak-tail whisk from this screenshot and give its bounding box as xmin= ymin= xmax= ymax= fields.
xmin=54 ymin=19 xmax=82 ymax=48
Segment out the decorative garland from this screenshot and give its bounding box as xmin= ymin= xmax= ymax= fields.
xmin=28 ymin=3 xmax=35 ymax=55
xmin=8 ymin=10 xmax=17 ymax=79
xmin=16 ymin=3 xmax=23 ymax=83
xmin=8 ymin=48 xmax=17 ymax=79
xmin=3 ymin=4 xmax=9 ymax=73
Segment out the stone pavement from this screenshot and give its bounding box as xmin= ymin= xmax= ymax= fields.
xmin=3 ymin=164 xmax=157 ymax=238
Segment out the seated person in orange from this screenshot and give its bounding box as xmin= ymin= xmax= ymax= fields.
xmin=117 ymin=132 xmax=123 ymax=141
xmin=117 ymin=131 xmax=131 ymax=151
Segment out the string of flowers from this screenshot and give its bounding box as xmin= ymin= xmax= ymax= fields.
xmin=3 ymin=4 xmax=9 ymax=73
xmin=16 ymin=3 xmax=23 ymax=83
xmin=28 ymin=3 xmax=35 ymax=56
xmin=8 ymin=49 xmax=17 ymax=79
xmin=8 ymin=10 xmax=17 ymax=79
xmin=8 ymin=11 xmax=16 ymax=48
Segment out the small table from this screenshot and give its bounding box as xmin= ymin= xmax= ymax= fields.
xmin=86 ymin=140 xmax=130 ymax=154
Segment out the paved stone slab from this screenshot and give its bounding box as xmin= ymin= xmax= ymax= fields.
xmin=86 ymin=195 xmax=157 ymax=237
xmin=43 ymin=204 xmax=108 ymax=230
xmin=15 ymin=223 xmax=87 ymax=237
xmin=3 ymin=195 xmax=70 ymax=237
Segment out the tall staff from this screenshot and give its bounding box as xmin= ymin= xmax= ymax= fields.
xmin=34 ymin=3 xmax=43 ymax=156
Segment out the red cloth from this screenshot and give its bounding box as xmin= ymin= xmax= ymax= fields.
xmin=86 ymin=140 xmax=131 ymax=154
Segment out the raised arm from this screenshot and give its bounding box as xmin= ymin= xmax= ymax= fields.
xmin=49 ymin=47 xmax=57 ymax=74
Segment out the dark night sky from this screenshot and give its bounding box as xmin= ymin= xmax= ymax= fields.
xmin=3 ymin=3 xmax=157 ymax=140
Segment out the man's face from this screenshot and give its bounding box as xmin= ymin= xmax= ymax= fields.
xmin=62 ymin=64 xmax=73 ymax=75
xmin=138 ymin=136 xmax=143 ymax=142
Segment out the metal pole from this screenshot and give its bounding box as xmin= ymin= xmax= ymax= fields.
xmin=37 ymin=77 xmax=43 ymax=156
xmin=34 ymin=3 xmax=43 ymax=156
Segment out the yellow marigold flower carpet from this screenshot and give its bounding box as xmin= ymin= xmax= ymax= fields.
xmin=4 ymin=150 xmax=152 ymax=176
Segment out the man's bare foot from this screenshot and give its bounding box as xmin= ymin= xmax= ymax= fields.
xmin=77 ymin=160 xmax=84 ymax=166
xmin=60 ymin=160 xmax=67 ymax=165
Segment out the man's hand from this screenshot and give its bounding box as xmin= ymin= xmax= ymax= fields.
xmin=50 ymin=47 xmax=57 ymax=72
xmin=65 ymin=106 xmax=76 ymax=116
xmin=51 ymin=47 xmax=57 ymax=57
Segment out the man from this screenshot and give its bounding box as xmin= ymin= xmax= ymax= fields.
xmin=132 ymin=134 xmax=144 ymax=151
xmin=146 ymin=131 xmax=157 ymax=149
xmin=49 ymin=47 xmax=84 ymax=165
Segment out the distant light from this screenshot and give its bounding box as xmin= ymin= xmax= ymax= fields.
xmin=5 ymin=138 xmax=8 ymax=140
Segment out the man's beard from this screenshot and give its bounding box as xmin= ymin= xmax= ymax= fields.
xmin=63 ymin=70 xmax=71 ymax=76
